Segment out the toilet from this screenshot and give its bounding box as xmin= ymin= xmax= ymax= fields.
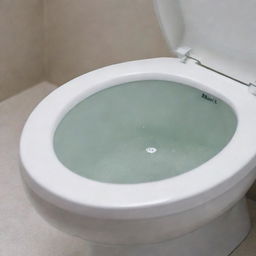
xmin=20 ymin=1 xmax=256 ymax=256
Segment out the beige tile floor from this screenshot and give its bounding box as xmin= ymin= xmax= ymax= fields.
xmin=0 ymin=82 xmax=256 ymax=256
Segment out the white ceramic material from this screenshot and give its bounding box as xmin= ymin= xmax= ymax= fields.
xmin=20 ymin=58 xmax=256 ymax=255
xmin=154 ymin=0 xmax=256 ymax=84
xmin=20 ymin=0 xmax=256 ymax=255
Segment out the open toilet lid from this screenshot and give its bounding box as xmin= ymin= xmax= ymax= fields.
xmin=154 ymin=0 xmax=256 ymax=84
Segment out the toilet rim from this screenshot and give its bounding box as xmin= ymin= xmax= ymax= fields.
xmin=20 ymin=57 xmax=256 ymax=219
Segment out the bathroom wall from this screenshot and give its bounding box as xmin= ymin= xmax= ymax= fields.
xmin=44 ymin=0 xmax=171 ymax=85
xmin=0 ymin=0 xmax=170 ymax=99
xmin=0 ymin=0 xmax=44 ymax=101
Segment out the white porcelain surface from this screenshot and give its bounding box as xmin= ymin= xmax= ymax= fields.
xmin=154 ymin=0 xmax=256 ymax=84
xmin=23 ymin=168 xmax=254 ymax=245
xmin=20 ymin=58 xmax=256 ymax=218
xmin=20 ymin=58 xmax=256 ymax=250
xmin=79 ymin=199 xmax=251 ymax=256
xmin=2 ymin=82 xmax=256 ymax=256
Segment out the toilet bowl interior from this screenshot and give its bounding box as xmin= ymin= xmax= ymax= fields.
xmin=53 ymin=80 xmax=237 ymax=184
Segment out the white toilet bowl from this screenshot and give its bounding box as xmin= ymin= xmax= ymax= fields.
xmin=20 ymin=58 xmax=256 ymax=255
xmin=20 ymin=1 xmax=256 ymax=255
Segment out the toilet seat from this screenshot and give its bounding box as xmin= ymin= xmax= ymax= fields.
xmin=20 ymin=57 xmax=256 ymax=219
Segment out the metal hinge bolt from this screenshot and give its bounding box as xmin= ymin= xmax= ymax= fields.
xmin=176 ymin=47 xmax=192 ymax=63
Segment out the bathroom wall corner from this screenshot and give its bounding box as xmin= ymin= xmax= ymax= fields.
xmin=0 ymin=0 xmax=45 ymax=101
xmin=43 ymin=0 xmax=49 ymax=82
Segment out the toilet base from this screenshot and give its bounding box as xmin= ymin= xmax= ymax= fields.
xmin=86 ymin=198 xmax=250 ymax=256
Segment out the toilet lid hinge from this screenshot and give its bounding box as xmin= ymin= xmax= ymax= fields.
xmin=176 ymin=47 xmax=192 ymax=63
xmin=176 ymin=47 xmax=256 ymax=95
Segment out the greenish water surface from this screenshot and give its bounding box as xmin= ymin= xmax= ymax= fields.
xmin=54 ymin=80 xmax=237 ymax=184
